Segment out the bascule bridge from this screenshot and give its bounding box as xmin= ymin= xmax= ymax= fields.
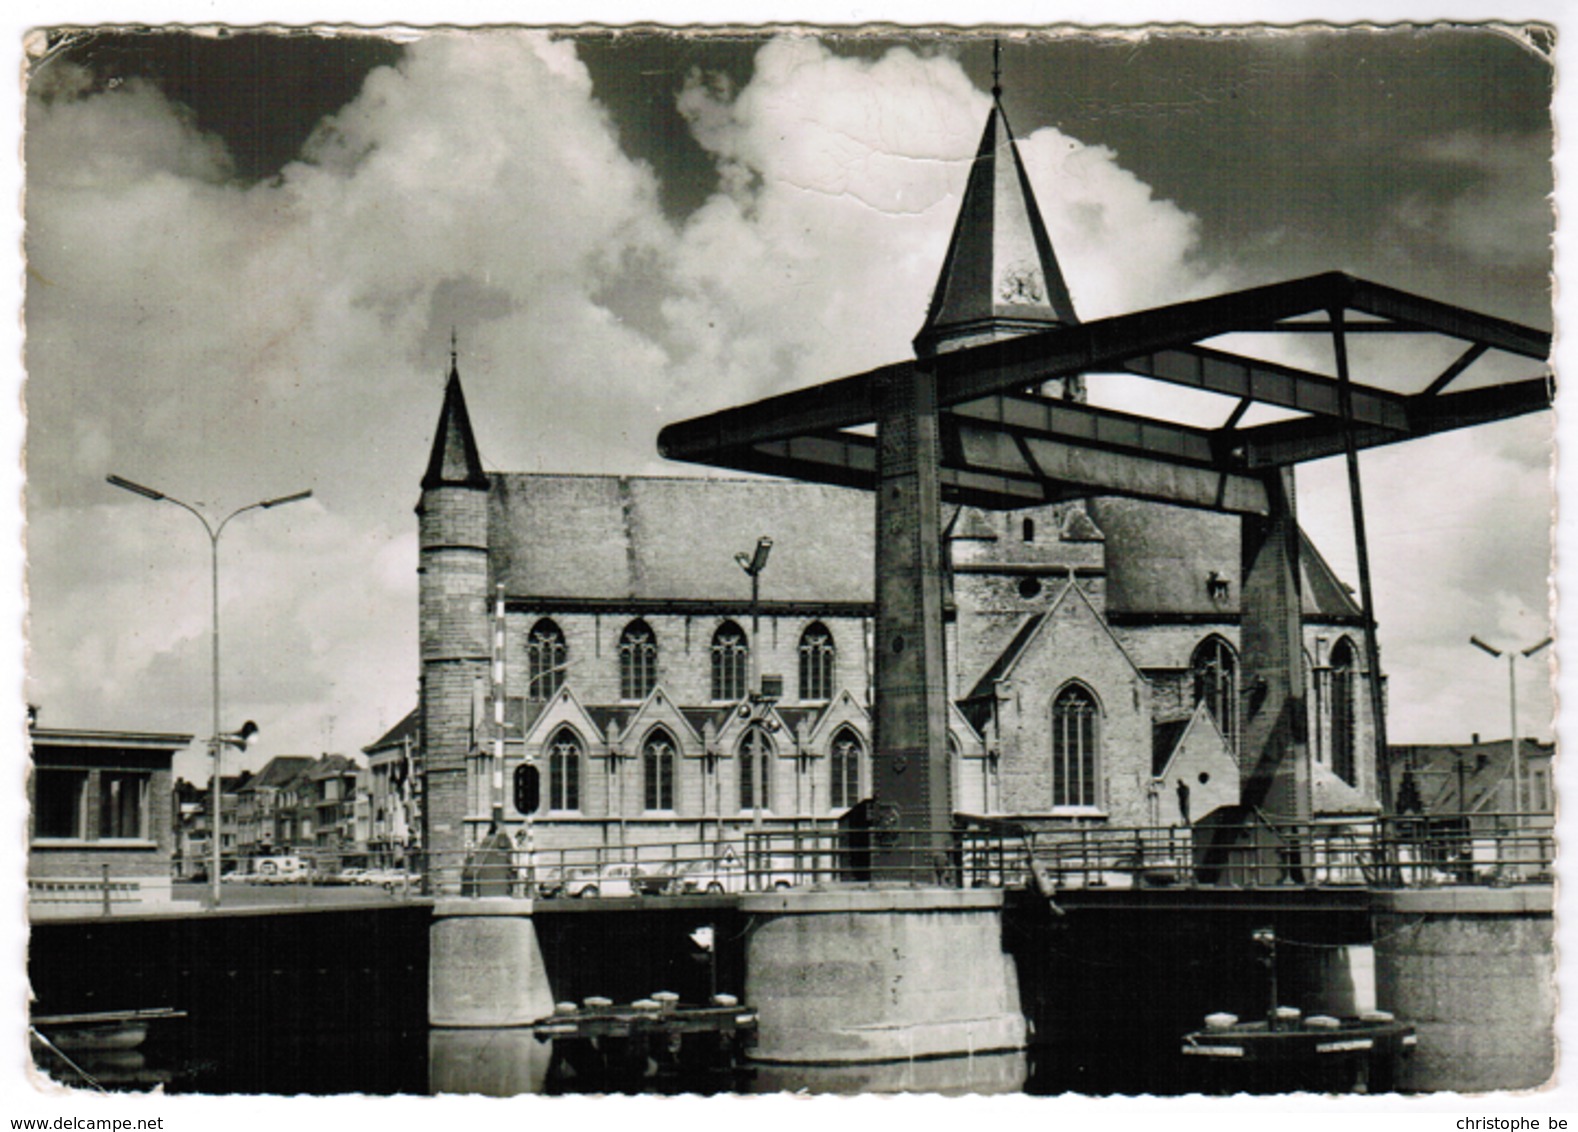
xmin=424 ymin=71 xmax=1552 ymax=1088
xmin=651 ymin=80 xmax=1552 ymax=1071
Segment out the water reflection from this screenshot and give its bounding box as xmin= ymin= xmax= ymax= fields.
xmin=429 ymin=1028 xmax=552 ymax=1096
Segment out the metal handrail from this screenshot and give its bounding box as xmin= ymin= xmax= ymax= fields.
xmin=165 ymin=810 xmax=1555 ymax=903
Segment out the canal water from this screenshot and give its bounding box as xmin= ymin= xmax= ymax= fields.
xmin=34 ymin=1018 xmax=1225 ymax=1097
xmin=27 ymin=898 xmax=1383 ymax=1097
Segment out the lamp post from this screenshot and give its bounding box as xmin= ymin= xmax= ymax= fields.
xmin=735 ymin=538 xmax=773 ymax=829
xmin=1469 ymin=634 xmax=1552 ymax=822
xmin=108 ymin=474 xmax=311 ymax=907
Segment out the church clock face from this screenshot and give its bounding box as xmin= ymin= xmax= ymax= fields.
xmin=999 ymin=263 xmax=1045 ymax=304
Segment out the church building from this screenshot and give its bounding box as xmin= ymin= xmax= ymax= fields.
xmin=414 ymin=86 xmax=1382 ymax=861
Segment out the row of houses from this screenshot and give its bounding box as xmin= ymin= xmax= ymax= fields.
xmin=170 ymin=724 xmax=421 ymax=876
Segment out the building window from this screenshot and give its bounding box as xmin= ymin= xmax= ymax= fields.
xmin=1052 ymin=684 xmax=1099 ymax=808
xmin=98 ymin=772 xmax=148 ymax=839
xmin=830 ymin=727 xmax=862 ymax=810
xmin=739 ymin=725 xmax=774 ymax=814
xmin=711 ymin=621 xmax=749 ymax=701
xmin=798 ymin=622 xmax=836 ymax=702
xmin=548 ymin=728 xmax=582 ymax=813
xmin=643 ymin=729 xmax=676 ymax=812
xmin=619 ymin=620 xmax=658 ymax=701
xmin=1191 ymin=636 xmax=1238 ymax=754
xmin=1022 ymin=517 xmax=1035 ymax=543
xmin=1330 ymin=638 xmax=1358 ymax=787
xmin=527 ymin=619 xmax=567 ymax=701
xmin=34 ymin=769 xmax=87 ymax=839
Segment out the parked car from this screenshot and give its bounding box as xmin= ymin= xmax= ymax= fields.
xmin=637 ymin=863 xmax=687 ymax=896
xmin=563 ymin=863 xmax=642 ymax=898
xmin=677 ymin=856 xmax=746 ymax=895
xmin=517 ymin=862 xmax=565 ymax=898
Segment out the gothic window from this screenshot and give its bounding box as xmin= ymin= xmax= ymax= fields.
xmin=830 ymin=727 xmax=863 ymax=810
xmin=548 ymin=727 xmax=582 ymax=813
xmin=1330 ymin=638 xmax=1358 ymax=787
xmin=711 ymin=621 xmax=749 ymax=701
xmin=1191 ymin=636 xmax=1239 ymax=753
xmin=619 ymin=620 xmax=658 ymax=701
xmin=798 ymin=622 xmax=836 ymax=702
xmin=1051 ymin=683 xmax=1099 ymax=808
xmin=642 ymin=728 xmax=677 ymax=812
xmin=739 ymin=725 xmax=774 ymax=814
xmin=527 ymin=619 xmax=567 ymax=701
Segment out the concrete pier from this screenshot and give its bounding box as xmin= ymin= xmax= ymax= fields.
xmin=429 ymin=898 xmax=555 ymax=1028
xmin=743 ymin=887 xmax=1025 ymax=1064
xmin=1372 ymin=887 xmax=1553 ymax=1092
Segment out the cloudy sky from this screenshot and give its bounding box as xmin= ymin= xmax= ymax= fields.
xmin=19 ymin=24 xmax=1556 ymax=783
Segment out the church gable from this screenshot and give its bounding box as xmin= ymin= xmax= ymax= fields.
xmin=990 ymin=579 xmax=1154 ymax=823
xmin=617 ymin=685 xmax=701 ymax=752
xmin=522 ymin=686 xmax=603 ymax=751
xmin=804 ymin=689 xmax=870 ymax=751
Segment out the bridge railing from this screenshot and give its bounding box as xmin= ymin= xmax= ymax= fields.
xmin=410 ymin=811 xmax=1554 ymax=899
xmin=1028 ymin=813 xmax=1555 ymax=890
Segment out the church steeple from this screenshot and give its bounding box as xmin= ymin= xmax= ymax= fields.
xmin=422 ymin=347 xmax=489 ymax=491
xmin=915 ymin=86 xmax=1079 ymax=360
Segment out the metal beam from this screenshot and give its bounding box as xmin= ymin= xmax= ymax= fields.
xmin=1421 ymin=342 xmax=1490 ymax=397
xmin=929 ymin=272 xmax=1359 ymax=405
xmin=1119 ymin=345 xmax=1409 ymax=431
xmin=659 ymin=271 xmax=1551 ymax=475
xmin=1235 ymin=376 xmax=1553 ymax=467
xmin=948 ymin=391 xmax=1223 ymax=466
xmin=1347 ymin=278 xmax=1552 ymax=360
xmin=739 ymin=423 xmax=1270 ymax=515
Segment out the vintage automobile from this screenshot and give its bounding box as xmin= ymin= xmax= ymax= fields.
xmin=563 ymin=862 xmax=643 ymax=899
xmin=676 ymin=856 xmax=746 ymax=895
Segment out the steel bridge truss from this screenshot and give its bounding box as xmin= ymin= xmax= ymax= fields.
xmin=659 ymin=271 xmax=1552 ymax=515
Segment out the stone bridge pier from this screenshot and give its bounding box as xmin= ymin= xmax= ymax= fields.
xmin=1372 ymin=887 xmax=1554 ymax=1091
xmin=742 ymin=887 xmax=1026 ymax=1065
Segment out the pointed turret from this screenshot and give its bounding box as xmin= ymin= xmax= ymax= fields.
xmin=422 ymin=356 xmax=489 ymax=491
xmin=915 ymin=95 xmax=1079 ymax=361
xmin=417 ymin=345 xmax=492 ymax=862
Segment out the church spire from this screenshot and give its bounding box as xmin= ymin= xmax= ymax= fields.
xmin=422 ymin=343 xmax=488 ymax=491
xmin=915 ymin=75 xmax=1079 ymax=360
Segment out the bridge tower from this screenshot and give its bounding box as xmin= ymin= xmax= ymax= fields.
xmin=871 ymin=81 xmax=1081 ymax=876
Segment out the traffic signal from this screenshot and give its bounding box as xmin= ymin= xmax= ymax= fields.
xmin=513 ymin=763 xmax=540 ymax=815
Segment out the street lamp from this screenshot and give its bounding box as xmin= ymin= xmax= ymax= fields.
xmin=735 ymin=538 xmax=773 ymax=827
xmin=1469 ymin=634 xmax=1553 ymax=821
xmin=108 ymin=474 xmax=312 ymax=907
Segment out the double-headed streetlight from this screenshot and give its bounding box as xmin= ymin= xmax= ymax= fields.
xmin=108 ymin=474 xmax=312 ymax=906
xmin=1469 ymin=634 xmax=1553 ymax=821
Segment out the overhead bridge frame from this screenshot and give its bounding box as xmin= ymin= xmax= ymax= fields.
xmin=658 ymin=271 xmax=1551 ymax=516
xmin=657 ymin=269 xmax=1552 ymax=877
